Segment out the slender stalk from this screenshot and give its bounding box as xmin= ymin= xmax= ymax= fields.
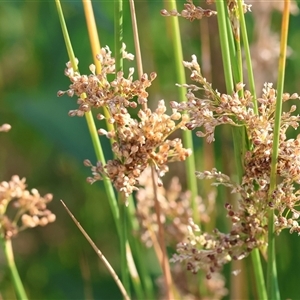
xmin=215 ymin=1 xmax=234 ymax=93
xmin=267 ymin=1 xmax=290 ymax=299
xmin=225 ymin=17 xmax=239 ymax=86
xmin=129 ymin=0 xmax=143 ymax=78
xmin=82 ymin=0 xmax=114 ymax=134
xmin=114 ymin=0 xmax=123 ymax=74
xmin=129 ymin=0 xmax=147 ymax=113
xmin=114 ymin=1 xmax=131 ymax=297
xmin=151 ymin=164 xmax=174 ymax=300
xmin=61 ymin=201 xmax=130 ymax=300
xmin=119 ymin=195 xmax=130 ymax=298
xmin=237 ymin=0 xmax=258 ymax=113
xmin=163 ymin=0 xmax=199 ymax=224
xmin=236 ymin=41 xmax=243 ymax=90
xmin=82 ymin=0 xmax=101 ymax=72
xmin=1 ymin=237 xmax=28 ymax=300
xmin=55 ymin=0 xmax=77 ymax=70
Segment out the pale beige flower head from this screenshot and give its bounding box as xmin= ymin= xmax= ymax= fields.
xmin=0 ymin=175 xmax=55 ymax=239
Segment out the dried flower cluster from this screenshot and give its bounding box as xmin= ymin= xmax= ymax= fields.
xmin=0 ymin=175 xmax=55 ymax=240
xmin=160 ymin=0 xmax=252 ymax=26
xmin=160 ymin=0 xmax=216 ymax=21
xmin=171 ymin=55 xmax=300 ymax=278
xmin=59 ymin=45 xmax=191 ymax=197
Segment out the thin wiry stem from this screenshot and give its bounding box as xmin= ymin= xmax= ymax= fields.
xmin=151 ymin=164 xmax=174 ymax=300
xmin=129 ymin=0 xmax=146 ymax=111
xmin=129 ymin=0 xmax=143 ymax=77
xmin=114 ymin=0 xmax=130 ymax=296
xmin=237 ymin=0 xmax=258 ymax=114
xmin=114 ymin=0 xmax=123 ymax=74
xmin=82 ymin=0 xmax=114 ymax=134
xmin=61 ymin=201 xmax=130 ymax=300
xmin=267 ymin=1 xmax=290 ymax=299
xmin=119 ymin=194 xmax=130 ymax=297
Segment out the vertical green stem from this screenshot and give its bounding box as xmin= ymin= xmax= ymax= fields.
xmin=114 ymin=1 xmax=131 ymax=298
xmin=163 ymin=0 xmax=199 ymax=224
xmin=1 ymin=238 xmax=28 ymax=300
xmin=237 ymin=0 xmax=258 ymax=113
xmin=114 ymin=0 xmax=123 ymax=73
xmin=215 ymin=1 xmax=234 ymax=93
xmin=267 ymin=1 xmax=290 ymax=299
xmin=119 ymin=195 xmax=130 ymax=297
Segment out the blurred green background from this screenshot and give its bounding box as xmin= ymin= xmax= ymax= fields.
xmin=0 ymin=1 xmax=300 ymax=299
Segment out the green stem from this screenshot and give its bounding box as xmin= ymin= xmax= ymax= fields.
xmin=119 ymin=195 xmax=130 ymax=298
xmin=114 ymin=2 xmax=131 ymax=298
xmin=251 ymin=246 xmax=267 ymax=299
xmin=164 ymin=0 xmax=199 ymax=224
xmin=267 ymin=1 xmax=290 ymax=299
xmin=1 ymin=238 xmax=28 ymax=300
xmin=114 ymin=0 xmax=123 ymax=74
xmin=225 ymin=17 xmax=240 ymax=87
xmin=55 ymin=0 xmax=77 ymax=71
xmin=215 ymin=0 xmax=234 ymax=93
xmin=237 ymin=0 xmax=258 ymax=114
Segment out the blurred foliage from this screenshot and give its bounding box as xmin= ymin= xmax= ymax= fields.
xmin=0 ymin=1 xmax=300 ymax=299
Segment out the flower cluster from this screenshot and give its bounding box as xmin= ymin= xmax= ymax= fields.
xmin=160 ymin=0 xmax=216 ymax=21
xmin=0 ymin=175 xmax=55 ymax=240
xmin=57 ymin=45 xmax=151 ymax=116
xmin=59 ymin=45 xmax=191 ymax=197
xmin=171 ymin=55 xmax=300 ymax=278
